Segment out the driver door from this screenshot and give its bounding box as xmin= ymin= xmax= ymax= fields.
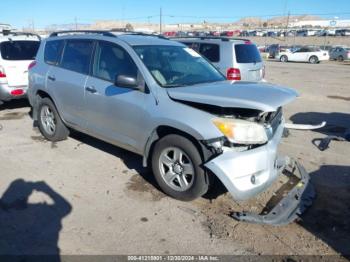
xmin=84 ymin=40 xmax=148 ymax=152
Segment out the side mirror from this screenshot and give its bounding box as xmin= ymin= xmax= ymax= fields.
xmin=115 ymin=75 xmax=138 ymax=89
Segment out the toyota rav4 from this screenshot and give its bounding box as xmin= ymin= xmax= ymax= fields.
xmin=28 ymin=31 xmax=314 ymax=225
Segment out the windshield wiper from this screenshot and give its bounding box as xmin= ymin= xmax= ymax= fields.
xmin=163 ymin=83 xmax=188 ymax=88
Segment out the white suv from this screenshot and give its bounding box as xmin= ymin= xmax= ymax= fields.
xmin=0 ymin=32 xmax=40 ymax=104
xmin=175 ymin=37 xmax=265 ymax=82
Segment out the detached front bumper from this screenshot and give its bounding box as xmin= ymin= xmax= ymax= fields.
xmin=231 ymin=159 xmax=315 ymax=225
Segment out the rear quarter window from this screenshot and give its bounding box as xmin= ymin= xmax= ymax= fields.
xmin=234 ymin=44 xmax=262 ymax=63
xmin=0 ymin=41 xmax=39 ymax=61
xmin=44 ymin=40 xmax=64 ymax=65
xmin=199 ymin=43 xmax=220 ymax=62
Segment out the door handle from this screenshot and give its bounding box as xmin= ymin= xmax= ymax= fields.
xmin=85 ymin=86 xmax=97 ymax=94
xmin=48 ymin=75 xmax=56 ymax=81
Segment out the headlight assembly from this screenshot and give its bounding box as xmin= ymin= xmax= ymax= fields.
xmin=212 ymin=118 xmax=268 ymax=145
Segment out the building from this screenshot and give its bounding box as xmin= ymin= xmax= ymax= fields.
xmin=289 ymin=19 xmax=350 ymax=28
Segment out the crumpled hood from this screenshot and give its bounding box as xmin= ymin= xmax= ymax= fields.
xmin=167 ymin=81 xmax=298 ymax=112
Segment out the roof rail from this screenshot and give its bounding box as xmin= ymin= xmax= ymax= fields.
xmin=0 ymin=30 xmax=41 ymax=41
xmin=49 ymin=30 xmax=116 ymax=38
xmin=123 ymin=32 xmax=168 ymax=39
xmin=174 ymin=36 xmax=250 ymax=42
xmin=10 ymin=32 xmax=41 ymax=41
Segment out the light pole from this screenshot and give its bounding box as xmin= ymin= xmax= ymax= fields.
xmin=159 ymin=7 xmax=162 ymax=34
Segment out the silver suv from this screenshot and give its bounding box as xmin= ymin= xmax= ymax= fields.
xmin=175 ymin=37 xmax=265 ymax=82
xmin=28 ymin=31 xmax=313 ymax=225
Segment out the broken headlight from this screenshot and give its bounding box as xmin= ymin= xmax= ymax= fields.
xmin=212 ymin=118 xmax=268 ymax=145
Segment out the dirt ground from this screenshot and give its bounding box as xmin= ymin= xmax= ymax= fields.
xmin=0 ymin=60 xmax=349 ymax=259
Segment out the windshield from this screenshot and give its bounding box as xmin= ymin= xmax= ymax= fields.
xmin=0 ymin=41 xmax=39 ymax=61
xmin=133 ymin=45 xmax=225 ymax=87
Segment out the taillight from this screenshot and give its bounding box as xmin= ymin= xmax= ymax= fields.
xmin=244 ymin=40 xmax=252 ymax=44
xmin=28 ymin=61 xmax=37 ymax=70
xmin=227 ymin=68 xmax=241 ymax=81
xmin=0 ymin=66 xmax=6 ymax=78
xmin=10 ymin=89 xmax=24 ymax=96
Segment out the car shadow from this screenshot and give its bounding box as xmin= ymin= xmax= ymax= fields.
xmin=69 ymin=132 xmax=161 ymax=191
xmin=298 ymin=165 xmax=350 ymax=258
xmin=0 ymin=99 xmax=30 ymax=111
xmin=70 ymin=132 xmax=234 ymax=200
xmin=0 ymin=179 xmax=72 ymax=261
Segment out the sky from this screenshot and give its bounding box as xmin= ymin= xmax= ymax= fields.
xmin=2 ymin=0 xmax=350 ymax=29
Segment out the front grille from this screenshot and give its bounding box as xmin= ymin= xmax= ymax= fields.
xmin=269 ymin=107 xmax=283 ymax=135
xmin=260 ymin=107 xmax=282 ymax=138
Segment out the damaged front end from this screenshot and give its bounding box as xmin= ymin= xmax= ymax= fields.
xmin=196 ymin=105 xmax=315 ymax=226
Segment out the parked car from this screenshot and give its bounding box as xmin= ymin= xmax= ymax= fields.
xmin=335 ymin=29 xmax=350 ymax=36
xmin=278 ymin=46 xmax=329 ymax=64
xmin=0 ymin=31 xmax=40 ymax=104
xmin=28 ymin=30 xmax=313 ymax=225
xmin=329 ymin=46 xmax=350 ymax=61
xmin=175 ymin=37 xmax=265 ymax=81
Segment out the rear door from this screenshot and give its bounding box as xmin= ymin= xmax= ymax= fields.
xmin=291 ymin=48 xmax=309 ymax=61
xmin=234 ymin=43 xmax=263 ymax=81
xmin=47 ymin=39 xmax=94 ymax=128
xmin=0 ymin=40 xmax=40 ymax=87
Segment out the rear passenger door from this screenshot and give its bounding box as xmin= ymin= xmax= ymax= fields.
xmin=84 ymin=41 xmax=147 ymax=152
xmin=292 ymin=47 xmax=309 ymax=61
xmin=47 ymin=39 xmax=94 ymax=128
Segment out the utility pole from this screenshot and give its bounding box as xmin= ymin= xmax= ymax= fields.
xmin=74 ymin=17 xmax=78 ymax=30
xmin=286 ymin=11 xmax=290 ymax=30
xmin=159 ymin=7 xmax=162 ymax=34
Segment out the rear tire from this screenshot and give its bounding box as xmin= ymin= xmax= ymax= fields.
xmin=151 ymin=134 xmax=209 ymax=201
xmin=337 ymin=55 xmax=344 ymax=62
xmin=37 ymin=98 xmax=69 ymax=142
xmin=309 ymin=56 xmax=318 ymax=64
xmin=280 ymin=55 xmax=288 ymax=62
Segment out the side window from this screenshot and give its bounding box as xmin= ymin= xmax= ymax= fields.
xmin=44 ymin=40 xmax=64 ymax=65
xmin=296 ymin=47 xmax=308 ymax=53
xmin=92 ymin=41 xmax=138 ymax=82
xmin=199 ymin=43 xmax=220 ymax=62
xmin=60 ymin=40 xmax=94 ymax=75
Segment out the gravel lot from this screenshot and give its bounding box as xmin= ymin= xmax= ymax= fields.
xmin=0 ymin=60 xmax=349 ymax=259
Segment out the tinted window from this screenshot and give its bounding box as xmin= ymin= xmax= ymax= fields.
xmin=234 ymin=44 xmax=262 ymax=63
xmin=92 ymin=41 xmax=138 ymax=82
xmin=199 ymin=43 xmax=220 ymax=62
xmin=0 ymin=41 xmax=39 ymax=61
xmin=297 ymin=47 xmax=310 ymax=52
xmin=60 ymin=40 xmax=94 ymax=74
xmin=44 ymin=40 xmax=64 ymax=65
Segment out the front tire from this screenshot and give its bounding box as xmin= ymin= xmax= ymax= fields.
xmin=337 ymin=55 xmax=344 ymax=62
xmin=151 ymin=134 xmax=209 ymax=201
xmin=38 ymin=98 xmax=69 ymax=142
xmin=280 ymin=55 xmax=288 ymax=62
xmin=309 ymin=56 xmax=319 ymax=64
